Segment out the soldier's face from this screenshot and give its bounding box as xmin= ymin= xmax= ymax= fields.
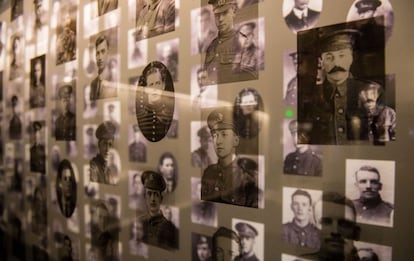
xmin=238 ymin=25 xmax=254 ymax=49
xmin=315 ymin=201 xmax=357 ymax=257
xmin=61 ymin=168 xmax=73 ymax=197
xmin=291 ymin=195 xmax=312 ymax=222
xmin=96 ymin=41 xmax=108 ymax=72
xmin=214 ymin=7 xmax=235 ymax=33
xmin=60 ymin=96 xmax=70 ymax=113
xmin=240 ymin=92 xmax=257 ymax=115
xmin=240 ymin=235 xmax=255 ymax=255
xmin=145 ymin=188 xmax=162 ymax=215
xmin=211 ymin=129 xmax=239 ymax=159
xmin=145 ymin=70 xmax=165 ymax=105
xmin=160 ymin=158 xmax=174 ymax=179
xmin=294 ymin=0 xmax=309 ymax=10
xmin=355 ymin=170 xmax=381 ymax=199
xmin=197 ymin=242 xmax=211 ymax=261
xmin=98 ymin=138 xmax=114 ymax=158
xmin=214 ymin=236 xmax=239 ymax=261
xmin=321 ymin=48 xmax=353 ymax=84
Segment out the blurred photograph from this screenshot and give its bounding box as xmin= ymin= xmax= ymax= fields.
xmin=192 ymin=233 xmax=213 ymax=261
xmin=191 ymin=6 xmax=217 ymax=55
xmin=129 ymin=217 xmax=148 ymax=258
xmin=191 ymin=122 xmax=217 ymax=171
xmin=55 ymin=6 xmax=77 ymax=65
xmin=9 ymin=95 xmax=22 ymax=140
xmin=282 ymin=0 xmax=322 ymax=33
xmin=156 ymin=38 xmax=179 ymax=82
xmin=128 ymin=171 xmax=147 ymax=212
xmin=30 ymin=121 xmax=46 ymax=174
xmin=97 ymin=0 xmax=118 ymax=16
xmin=29 ymin=55 xmax=46 ymax=108
xmin=56 ymin=159 xmax=77 ymax=218
xmin=128 ymin=28 xmax=148 ymax=69
xmin=128 ymin=124 xmax=147 ymax=163
xmin=55 ymin=83 xmax=76 ymax=141
xmin=191 ymin=65 xmax=217 ymax=109
xmin=9 ymin=34 xmax=24 ymax=81
xmin=191 ymin=177 xmax=217 ymax=227
xmin=83 ymin=125 xmax=98 ymax=160
xmin=232 ymin=219 xmax=264 ymax=261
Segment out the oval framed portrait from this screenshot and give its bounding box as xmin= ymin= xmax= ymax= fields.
xmin=135 ymin=61 xmax=175 ymax=142
xmin=56 ymin=159 xmax=77 ymax=218
xmin=282 ymin=0 xmax=323 ymax=33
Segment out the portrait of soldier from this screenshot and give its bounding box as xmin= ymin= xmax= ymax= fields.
xmin=90 ymin=34 xmax=118 ymax=100
xmin=192 ymin=234 xmax=213 ymax=261
xmin=105 ymin=103 xmax=120 ymax=137
xmin=57 ymin=235 xmax=74 ymax=261
xmin=233 ymin=21 xmax=260 ymax=79
xmin=55 ymin=84 xmax=76 ymax=141
xmin=234 ymin=222 xmax=260 ymax=261
xmin=194 ymin=6 xmax=217 ymax=54
xmin=56 ymin=159 xmax=77 ymax=218
xmin=282 ymin=189 xmax=320 ymax=248
xmin=29 ymin=56 xmax=46 ymax=108
xmin=30 ymin=121 xmax=46 ymax=174
xmin=157 ymin=40 xmax=178 ymax=82
xmin=129 ymin=124 xmax=147 ymax=162
xmin=191 ymin=66 xmax=217 ymax=109
xmin=31 ymin=182 xmax=48 ymax=241
xmin=191 ymin=125 xmax=217 ymax=170
xmin=297 ymin=20 xmax=385 ymax=145
xmin=135 ymin=61 xmax=175 ymax=142
xmin=129 ymin=30 xmax=147 ymax=68
xmin=302 ymin=192 xmax=361 ymax=261
xmin=9 ymin=95 xmax=22 ymax=140
xmin=283 ymin=120 xmax=322 ymax=176
xmin=129 ymin=218 xmax=148 ymax=258
xmin=90 ymin=121 xmax=117 ymax=185
xmin=98 ymin=0 xmax=118 ymax=16
xmin=129 ymin=172 xmax=147 ymax=212
xmin=212 ymin=226 xmax=242 ymax=261
xmin=56 ymin=13 xmax=76 ymax=65
xmin=158 ymin=152 xmax=177 ymax=193
xmin=9 ymin=35 xmax=24 ymax=81
xmin=351 ymin=165 xmax=394 ymax=226
xmin=135 ymin=0 xmax=175 ymax=41
xmin=191 ymin=177 xmax=217 ymax=227
xmin=283 ymin=0 xmax=321 ymax=33
xmin=84 ymin=126 xmax=98 ymax=160
xmin=33 ymin=0 xmax=47 ymax=31
xmin=204 ymin=0 xmax=258 ymax=84
xmin=138 ymin=170 xmax=178 ymax=250
xmin=83 ymin=85 xmax=98 ymax=119
xmin=284 ymin=51 xmax=298 ymax=105
xmin=201 ymin=107 xmax=259 ymax=208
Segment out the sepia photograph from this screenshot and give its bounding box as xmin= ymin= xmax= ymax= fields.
xmin=30 ymin=121 xmax=46 ymax=174
xmin=283 ymin=49 xmax=298 ymax=106
xmin=281 ymin=253 xmax=312 ymax=261
xmin=82 ymin=84 xmax=98 ymax=119
xmin=191 ymin=233 xmax=213 ymax=261
xmin=190 ymin=64 xmax=217 ymax=109
xmin=128 ymin=124 xmax=147 ymax=163
xmin=8 ymin=95 xmax=22 ymax=140
xmin=29 ymin=0 xmax=49 ymax=45
xmin=55 ymin=3 xmax=77 ymax=65
xmin=55 ymin=82 xmax=76 ymax=141
xmin=83 ymin=124 xmax=98 ymax=160
xmin=83 ymin=164 xmax=99 ymax=199
xmin=103 ymin=101 xmax=121 ymax=138
xmin=190 ymin=121 xmax=217 ymax=171
xmin=157 ymin=152 xmax=178 ymax=194
xmin=282 ymin=0 xmax=322 ymax=33
xmin=29 ymin=55 xmax=46 ymax=108
xmin=156 ymin=38 xmax=179 ymax=82
xmin=97 ymin=0 xmax=118 ymax=16
xmin=8 ymin=34 xmax=24 ymax=81
xmin=191 ymin=177 xmax=217 ymax=227
xmin=11 ymin=0 xmax=23 ymax=21
xmin=55 ymin=233 xmax=80 ymax=261
xmin=346 ymin=159 xmax=395 ymax=227
xmin=232 ymin=218 xmax=264 ymax=261
xmin=128 ymin=170 xmax=147 ymax=212
xmin=56 ymin=159 xmax=77 ymax=218
xmin=128 ymin=28 xmax=148 ymax=69
xmin=129 ymin=217 xmax=149 ymax=258
xmin=191 ymin=6 xmax=217 ymax=55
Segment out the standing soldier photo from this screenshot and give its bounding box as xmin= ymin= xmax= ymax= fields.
xmin=55 ymin=84 xmax=76 ymax=141
xmin=30 ymin=121 xmax=46 ymax=174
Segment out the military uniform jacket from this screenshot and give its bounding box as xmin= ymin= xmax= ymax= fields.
xmin=284 ymin=8 xmax=320 ymax=32
xmin=299 ymin=78 xmax=368 ymax=145
xmin=282 ymin=221 xmax=320 ymax=249
xmin=9 ymin=114 xmax=22 ymax=140
xmin=139 ymin=213 xmax=178 ymax=250
xmin=129 ymin=141 xmax=146 ymax=162
xmin=201 ymin=157 xmax=259 ymax=208
xmin=352 ymin=196 xmax=393 ymax=225
xmin=30 ymin=144 xmax=46 ymax=173
xmin=90 ymin=75 xmax=118 ymax=100
xmin=90 ymin=154 xmax=112 ymax=185
xmin=55 ymin=111 xmax=76 ymax=140
xmin=232 ymin=44 xmax=259 ymax=80
xmin=234 ymin=254 xmax=260 ymax=261
xmin=137 ymin=103 xmax=173 ymax=142
xmin=283 ymin=149 xmax=322 ymax=176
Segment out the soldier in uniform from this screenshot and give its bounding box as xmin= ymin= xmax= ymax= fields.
xmin=201 ymin=107 xmax=259 ymax=208
xmin=56 ymin=14 xmax=76 ymax=65
xmin=284 ymin=52 xmax=298 ymax=105
xmin=284 ymin=120 xmax=322 ymax=176
xmin=135 ymin=0 xmax=175 ymax=41
xmin=233 ymin=22 xmax=259 ymax=79
xmin=9 ymin=35 xmax=24 ymax=80
xmin=234 ymin=222 xmax=260 ymax=261
xmin=30 ymin=57 xmax=46 ymax=108
xmin=191 ymin=125 xmax=216 ymax=170
xmin=139 ymin=170 xmax=178 ymax=250
xmin=9 ymin=95 xmax=22 ymax=140
xmin=129 ymin=124 xmax=147 ymax=162
xmin=55 ymin=84 xmax=76 ymax=141
xmin=197 ymin=7 xmax=217 ymax=54
xmin=193 ymin=234 xmax=213 ymax=261
xmin=352 ymin=165 xmax=393 ymax=225
xmin=212 ymin=226 xmax=242 ymax=261
xmin=30 ymin=121 xmax=46 ymax=174
xmin=84 ymin=126 xmax=98 ymax=160
xmin=90 ymin=121 xmax=116 ymax=185
xmin=282 ymin=189 xmax=320 ymax=249
xmin=56 ymin=159 xmax=76 ymax=218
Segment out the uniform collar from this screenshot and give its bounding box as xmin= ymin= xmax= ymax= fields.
xmin=293 ymin=7 xmax=309 ymax=18
xmin=358 ymin=194 xmax=382 ymax=206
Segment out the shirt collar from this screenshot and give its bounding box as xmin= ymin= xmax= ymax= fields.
xmin=293 ymin=7 xmax=308 ymax=19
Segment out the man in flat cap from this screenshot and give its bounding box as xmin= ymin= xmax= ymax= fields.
xmin=204 ymin=0 xmax=258 ymax=84
xmin=139 ymin=170 xmax=178 ymax=250
xmin=282 ymin=189 xmax=320 ymax=249
xmin=191 ymin=125 xmax=216 ymax=170
xmin=284 ymin=0 xmax=320 ymax=33
xmin=234 ymin=222 xmax=259 ymax=261
xmin=129 ymin=124 xmax=146 ymax=162
xmin=55 ymin=84 xmax=76 ymax=141
xmin=90 ymin=121 xmax=116 ymax=185
xmin=284 ymin=120 xmax=322 ymax=176
xmin=201 ymin=107 xmax=259 ymax=208
xmin=30 ymin=121 xmax=46 ymax=174
xmin=135 ymin=0 xmax=175 ymax=41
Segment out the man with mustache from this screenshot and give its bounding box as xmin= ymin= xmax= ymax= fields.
xmin=352 ymin=165 xmax=393 ymax=225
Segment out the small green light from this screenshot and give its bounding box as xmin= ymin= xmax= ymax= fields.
xmin=285 ymin=109 xmax=294 ymax=118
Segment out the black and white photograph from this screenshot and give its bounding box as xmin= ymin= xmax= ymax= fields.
xmin=346 ymin=159 xmax=395 ymax=227
xmin=191 ymin=177 xmax=217 ymax=227
xmin=83 ymin=44 xmax=97 ymax=77
xmin=282 ymin=187 xmax=322 ymax=249
xmin=191 ymin=233 xmax=213 ymax=261
xmin=55 ymin=83 xmax=76 ymax=141
xmin=283 ymin=49 xmax=299 ymax=106
xmin=137 ymin=170 xmax=179 ymax=250
xmin=156 ymin=38 xmax=179 ymax=82
xmin=202 ymin=0 xmax=260 ymax=84
xmin=90 ymin=199 xmax=120 ymax=261
xmin=283 ymin=119 xmax=323 ymax=176
xmin=157 ymin=152 xmax=178 ymax=194
xmin=128 ymin=170 xmax=146 ymax=212
xmin=8 ymin=34 xmax=24 ymax=81
xmin=89 ymin=121 xmax=117 ymax=185
xmin=128 ymin=28 xmax=148 ymax=69
xmin=191 ymin=65 xmax=217 ymax=109
xmin=82 ymin=84 xmax=98 ymax=119
xmin=83 ymin=124 xmax=98 ymax=160
xmin=103 ymin=101 xmax=121 ymax=138
xmin=128 ymin=124 xmax=147 ymax=163
xmin=129 ymin=217 xmax=148 ymax=258
xmin=89 ymin=27 xmax=120 ymax=101
xmin=135 ymin=61 xmax=175 ymax=142
xmin=297 ymin=19 xmax=387 ymax=145
xmin=282 ymin=0 xmax=322 ymax=33
xmin=211 ymin=226 xmax=243 ymax=261
xmin=233 ymin=87 xmax=264 ymax=155
xmin=201 ymin=106 xmax=263 ymax=208
xmin=30 ymin=121 xmax=46 ymax=174
xmin=354 ymin=241 xmax=392 ymax=261
xmin=190 ymin=121 xmax=217 ymax=171
xmin=232 ymin=218 xmax=264 ymax=261
xmin=347 ymin=0 xmax=394 ymax=42
xmin=29 ymin=55 xmax=46 ymax=108
xmin=56 ymin=159 xmax=77 ymax=218
xmin=11 ymin=0 xmax=23 ymax=21
xmin=83 ymin=164 xmax=99 ymax=199
xmin=134 ymin=0 xmax=175 ymax=41
xmin=8 ymin=95 xmax=22 ymax=140
xmin=191 ymin=6 xmax=217 ymax=55
xmin=97 ymin=0 xmax=118 ymax=16
xmin=55 ymin=4 xmax=77 ymax=65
